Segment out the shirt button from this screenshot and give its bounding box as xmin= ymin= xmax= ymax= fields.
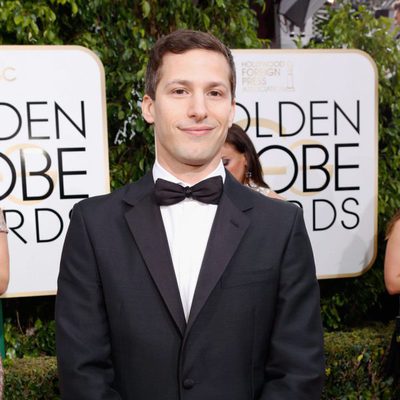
xmin=183 ymin=378 xmax=195 ymax=389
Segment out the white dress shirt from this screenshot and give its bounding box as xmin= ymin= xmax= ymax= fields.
xmin=152 ymin=161 xmax=225 ymax=321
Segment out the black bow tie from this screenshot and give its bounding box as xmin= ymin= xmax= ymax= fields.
xmin=154 ymin=176 xmax=223 ymax=206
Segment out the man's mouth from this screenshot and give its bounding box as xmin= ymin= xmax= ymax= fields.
xmin=178 ymin=125 xmax=215 ymax=136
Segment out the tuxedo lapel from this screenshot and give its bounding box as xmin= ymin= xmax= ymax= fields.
xmin=123 ymin=173 xmax=186 ymax=335
xmin=186 ymin=174 xmax=251 ymax=333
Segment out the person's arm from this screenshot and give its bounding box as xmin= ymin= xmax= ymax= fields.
xmin=384 ymin=220 xmax=400 ymax=295
xmin=258 ymin=207 xmax=325 ymax=400
xmin=0 ymin=211 xmax=9 ymax=295
xmin=55 ymin=203 xmax=121 ymax=400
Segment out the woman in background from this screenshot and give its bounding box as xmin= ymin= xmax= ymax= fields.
xmin=0 ymin=209 xmax=9 ymax=295
xmin=0 ymin=208 xmax=9 ymax=399
xmin=222 ymin=123 xmax=283 ymax=200
xmin=384 ymin=209 xmax=400 ymax=294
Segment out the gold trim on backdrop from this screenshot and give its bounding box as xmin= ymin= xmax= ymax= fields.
xmin=1 ymin=290 xmax=56 ymax=298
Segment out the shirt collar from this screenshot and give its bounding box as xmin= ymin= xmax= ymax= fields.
xmin=153 ymin=160 xmax=226 ymax=186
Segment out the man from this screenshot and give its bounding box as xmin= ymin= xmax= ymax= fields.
xmin=56 ymin=30 xmax=324 ymax=400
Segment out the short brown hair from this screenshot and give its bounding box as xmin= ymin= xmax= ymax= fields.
xmin=145 ymin=29 xmax=236 ymax=100
xmin=394 ymin=1 xmax=400 ymax=11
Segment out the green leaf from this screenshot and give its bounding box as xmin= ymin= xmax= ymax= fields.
xmin=142 ymin=1 xmax=150 ymax=18
xmin=13 ymin=15 xmax=23 ymax=25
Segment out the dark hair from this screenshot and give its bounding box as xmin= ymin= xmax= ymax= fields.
xmin=394 ymin=1 xmax=400 ymax=11
xmin=145 ymin=29 xmax=236 ymax=100
xmin=225 ymin=124 xmax=269 ymax=188
xmin=386 ymin=209 xmax=400 ymax=239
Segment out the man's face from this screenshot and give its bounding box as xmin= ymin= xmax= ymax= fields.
xmin=142 ymin=49 xmax=235 ymax=176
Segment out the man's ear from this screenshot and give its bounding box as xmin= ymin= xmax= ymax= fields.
xmin=142 ymin=94 xmax=155 ymax=124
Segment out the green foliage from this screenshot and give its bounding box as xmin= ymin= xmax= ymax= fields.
xmin=304 ymin=1 xmax=400 ymax=330
xmin=323 ymin=324 xmax=399 ymax=399
xmin=4 ymin=318 xmax=55 ymax=359
xmin=4 ymin=356 xmax=59 ymax=399
xmin=0 ymin=0 xmax=78 ymax=44
xmin=0 ymin=0 xmax=267 ymax=189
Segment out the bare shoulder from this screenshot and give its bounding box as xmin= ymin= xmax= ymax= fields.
xmin=266 ymin=190 xmax=285 ymax=201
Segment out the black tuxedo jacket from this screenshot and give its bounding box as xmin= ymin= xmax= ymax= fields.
xmin=56 ymin=171 xmax=324 ymax=400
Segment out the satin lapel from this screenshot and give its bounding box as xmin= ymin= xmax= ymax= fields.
xmin=123 ymin=174 xmax=186 ymax=336
xmin=186 ymin=181 xmax=251 ymax=333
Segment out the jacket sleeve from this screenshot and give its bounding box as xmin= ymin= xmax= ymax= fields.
xmin=55 ymin=203 xmax=122 ymax=400
xmin=258 ymin=206 xmax=325 ymax=399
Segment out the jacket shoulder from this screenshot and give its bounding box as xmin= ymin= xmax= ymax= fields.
xmin=74 ymin=172 xmax=153 ymax=214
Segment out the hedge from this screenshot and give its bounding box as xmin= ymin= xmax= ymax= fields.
xmin=4 ymin=356 xmax=59 ymax=399
xmin=3 ymin=325 xmax=400 ymax=399
xmin=323 ymin=324 xmax=399 ymax=399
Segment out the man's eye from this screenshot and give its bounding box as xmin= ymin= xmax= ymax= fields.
xmin=222 ymin=158 xmax=229 ymax=166
xmin=172 ymin=88 xmax=187 ymax=95
xmin=209 ymin=90 xmax=222 ymax=97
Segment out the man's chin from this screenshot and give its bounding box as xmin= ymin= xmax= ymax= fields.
xmin=182 ymin=159 xmax=208 ymax=168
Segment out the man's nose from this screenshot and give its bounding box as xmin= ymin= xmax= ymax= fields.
xmin=187 ymin=93 xmax=208 ymax=121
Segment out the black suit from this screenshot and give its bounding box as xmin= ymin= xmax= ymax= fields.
xmin=56 ymin=171 xmax=324 ymax=400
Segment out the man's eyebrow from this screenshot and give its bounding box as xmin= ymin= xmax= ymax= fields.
xmin=164 ymin=79 xmax=191 ymax=87
xmin=206 ymin=81 xmax=229 ymax=89
xmin=164 ymin=79 xmax=228 ymax=88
